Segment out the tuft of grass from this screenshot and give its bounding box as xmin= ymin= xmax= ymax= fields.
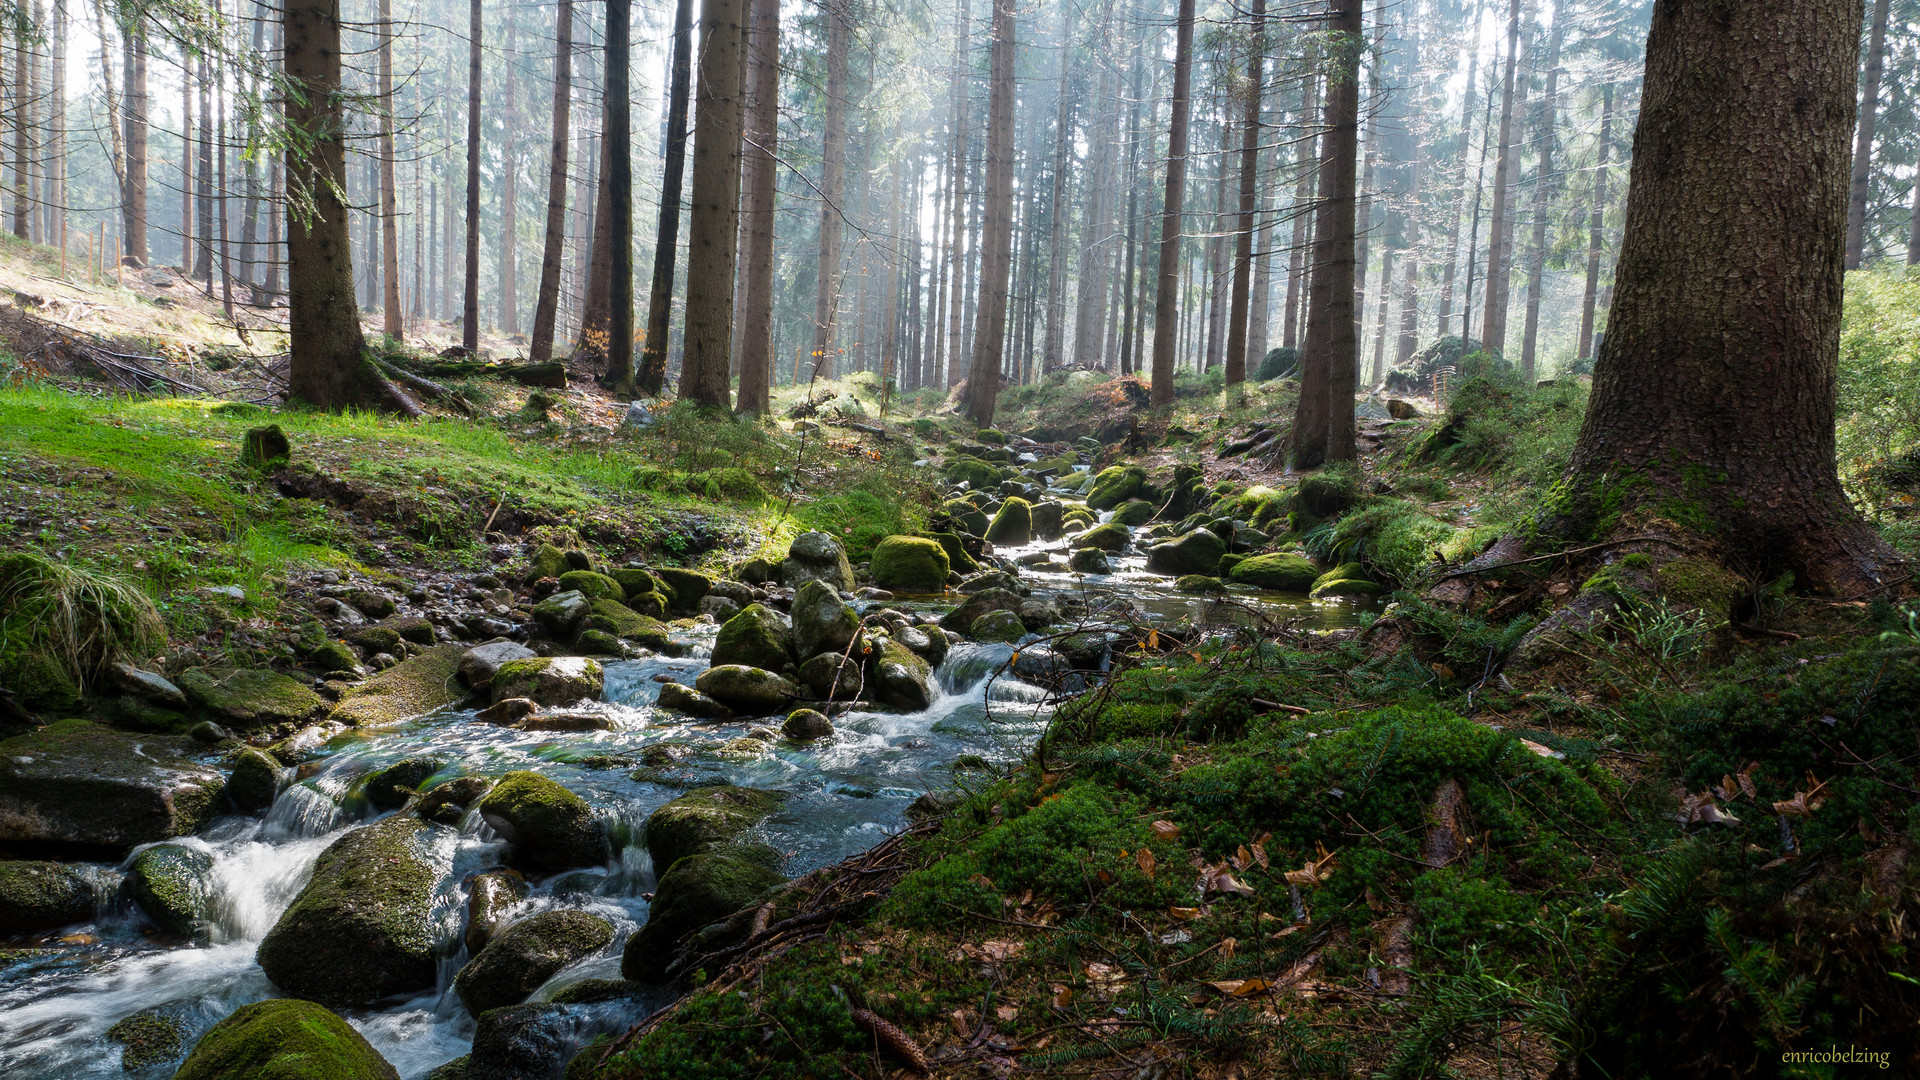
xmin=0 ymin=549 xmax=165 ymax=692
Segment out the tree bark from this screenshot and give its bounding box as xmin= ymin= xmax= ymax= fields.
xmin=12 ymin=11 xmax=29 ymax=240
xmin=1518 ymin=18 xmax=1563 ymax=380
xmin=1224 ymin=0 xmax=1266 ymax=388
xmin=1283 ymin=72 xmax=1317 ymax=351
xmin=579 ymin=104 xmax=614 ymax=361
xmin=809 ymin=0 xmax=852 ymax=380
xmin=195 ymin=52 xmax=213 ymax=281
xmin=1435 ymin=46 xmax=1476 ymax=338
xmin=463 ymin=0 xmax=482 ymax=353
xmin=962 ymin=0 xmax=1015 ymax=426
xmin=1576 ymin=82 xmax=1613 ymax=364
xmin=1292 ymin=0 xmax=1361 ymax=467
xmin=121 ymin=19 xmax=147 ymax=266
xmin=1148 ymin=0 xmax=1197 ymax=409
xmin=1844 ymin=0 xmax=1890 ymax=269
xmin=529 ymin=0 xmax=573 ymax=362
xmin=678 ymin=0 xmax=747 ymax=408
xmin=1117 ymin=43 xmax=1144 ymax=377
xmin=1071 ymin=19 xmax=1118 ymax=371
xmin=733 ymin=0 xmax=778 ymax=413
xmin=607 ymin=0 xmax=636 ymax=395
xmin=499 ymin=19 xmax=520 ymax=337
xmin=1549 ymin=0 xmax=1904 ymax=600
xmin=1040 ymin=3 xmax=1073 ymax=374
xmin=379 ymin=0 xmax=401 ymax=340
xmin=634 ymin=0 xmax=694 ymax=395
xmin=1478 ymin=0 xmax=1521 ymax=354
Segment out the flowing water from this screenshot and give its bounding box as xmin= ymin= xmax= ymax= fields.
xmin=0 ymin=514 xmax=1380 ymax=1078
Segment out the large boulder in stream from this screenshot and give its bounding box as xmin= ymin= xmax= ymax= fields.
xmin=1085 ymin=465 xmax=1149 ymax=511
xmin=791 ymin=580 xmax=860 ymax=662
xmin=1229 ymin=552 xmax=1322 ymax=592
xmin=1030 ymin=501 xmax=1066 ymax=542
xmin=779 ymin=531 xmax=856 ymax=591
xmin=256 ymin=815 xmax=449 ymax=1006
xmin=709 ymin=604 xmax=794 ymax=671
xmin=330 ymin=645 xmax=468 ymax=727
xmin=490 ymin=657 xmax=604 ymax=706
xmin=621 ymin=852 xmax=786 ymax=983
xmin=695 ymin=665 xmax=803 ymax=714
xmin=179 ymin=667 xmax=328 ymax=730
xmin=870 ymin=638 xmax=937 ymax=711
xmin=655 ymin=681 xmax=735 ymax=719
xmin=984 ymin=497 xmax=1033 ymax=545
xmin=454 ymin=909 xmax=615 ymax=1016
xmin=645 ymin=785 xmax=788 ymax=872
xmin=474 ymin=771 xmax=610 ymax=871
xmin=125 ymin=842 xmax=215 ymax=935
xmin=939 ymin=588 xmax=1027 ymax=633
xmin=869 ymin=536 xmax=951 ymax=593
xmin=1144 ymin=529 xmax=1228 ymax=577
xmin=531 ymin=590 xmax=591 ymax=637
xmin=971 ymin=610 xmax=1026 ymax=644
xmin=459 ymin=642 xmax=539 ymax=693
xmin=796 ymin=652 xmax=863 ymax=700
xmin=226 ymin=746 xmax=284 ymax=811
xmin=652 ymin=568 xmax=714 ymax=614
xmin=174 ymin=999 xmax=400 ymax=1080
xmin=0 ymin=859 xmax=99 ymax=933
xmin=1077 ymin=522 xmax=1132 ymax=552
xmin=582 ymin=599 xmax=673 ymax=651
xmin=0 ymin=719 xmax=225 ymax=855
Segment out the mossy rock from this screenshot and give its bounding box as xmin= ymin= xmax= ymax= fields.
xmin=347 ymin=626 xmax=405 ymax=655
xmin=255 ymin=816 xmax=448 ymax=1005
xmin=710 ymin=603 xmax=794 ymax=672
xmin=474 ymin=771 xmax=610 ymax=871
xmin=609 ymin=568 xmax=665 ymax=601
xmin=694 ymin=665 xmax=803 ymax=714
xmin=925 ymin=531 xmax=980 ymax=576
xmin=971 ymin=610 xmax=1026 ymax=644
xmin=174 ymin=999 xmax=400 ymax=1080
xmin=1295 ymin=467 xmax=1362 ymax=517
xmin=984 ymin=497 xmax=1034 ymax=546
xmin=547 ymin=978 xmax=641 ymax=1005
xmin=645 ymin=785 xmax=788 ymax=872
xmin=180 ymin=668 xmax=327 ymax=730
xmin=791 ymin=580 xmax=861 ymax=662
xmin=870 ymin=637 xmax=936 ymax=710
xmin=530 ymin=590 xmax=591 ymax=637
xmin=1229 ymin=552 xmax=1322 ymax=592
xmin=1068 ymin=547 xmax=1112 ymax=574
xmin=227 ymin=746 xmax=283 ymax=811
xmin=870 ymin=536 xmax=951 ymax=593
xmin=620 ymin=852 xmax=786 ymax=983
xmin=1110 ymin=499 xmax=1156 ymax=526
xmin=1029 ymin=501 xmax=1066 ymax=541
xmin=781 ymin=532 xmax=856 ymax=592
xmin=107 ymin=1009 xmax=190 ymax=1071
xmin=329 ymin=645 xmax=468 ymax=727
xmin=1311 ymin=563 xmax=1368 ymax=592
xmin=1086 ymin=465 xmax=1148 ymax=511
xmin=1174 ymin=575 xmax=1227 ymax=593
xmin=241 ymin=424 xmax=291 ymax=467
xmin=383 ymin=615 xmax=438 ymax=646
xmin=945 ymin=503 xmax=992 ymax=537
xmin=941 ymin=457 xmax=1002 ymax=490
xmin=126 ymin=842 xmax=215 ymax=935
xmin=305 ymin=639 xmax=362 ymax=676
xmin=1144 ymin=529 xmax=1228 ymax=577
xmin=1309 ymin=577 xmax=1385 ymax=598
xmin=556 ymin=570 xmax=624 ymax=602
xmin=584 ymin=598 xmax=672 ymax=651
xmin=0 ymin=859 xmax=97 ymax=933
xmin=938 ymin=587 xmax=1027 ymax=632
xmin=490 ymin=657 xmax=604 ymax=706
xmin=453 ymin=909 xmax=616 ymax=1016
xmin=362 ymin=757 xmax=447 ymax=811
xmin=652 ymin=568 xmax=713 ymax=613
xmin=522 ymin=544 xmax=571 ymax=586
xmin=1217 ymin=552 xmax=1248 ymax=576
xmin=0 ymin=719 xmax=224 ymax=853
xmin=0 ymin=649 xmax=80 ymax=713
xmin=1077 ymin=522 xmax=1132 ymax=552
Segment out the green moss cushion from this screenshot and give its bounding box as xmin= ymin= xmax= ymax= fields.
xmin=173 ymin=999 xmax=400 ymax=1080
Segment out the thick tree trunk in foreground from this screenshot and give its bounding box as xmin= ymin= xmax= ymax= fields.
xmin=733 ymin=0 xmax=779 ymax=414
xmin=463 ymin=0 xmax=482 ymax=353
xmin=1148 ymin=0 xmax=1196 ymax=409
xmin=1550 ymin=0 xmax=1903 ymax=598
xmin=962 ymin=0 xmax=1015 ymax=426
xmin=633 ymin=0 xmax=693 ymax=396
xmin=529 ymin=0 xmax=572 ymax=363
xmin=1222 ymin=0 xmax=1265 ymax=389
xmin=1292 ymin=1 xmax=1361 ymax=467
xmin=122 ymin=24 xmax=148 ymax=266
xmin=677 ymin=0 xmax=746 ymax=409
xmin=1844 ymin=0 xmax=1889 ymax=270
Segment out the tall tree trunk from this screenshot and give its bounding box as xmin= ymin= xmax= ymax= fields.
xmin=49 ymin=0 xmax=63 ymax=254
xmin=1204 ymin=112 xmax=1230 ymax=372
xmin=1117 ymin=44 xmax=1144 ymax=376
xmin=217 ymin=53 xmax=232 ymax=319
xmin=1292 ymin=0 xmax=1361 ymax=467
xmin=1518 ymin=18 xmax=1564 ymax=380
xmin=1576 ymin=82 xmax=1613 ymax=363
xmin=944 ymin=0 xmax=971 ymax=387
xmin=1282 ymin=73 xmax=1318 ymax=351
xmin=12 ymin=9 xmax=29 ymax=240
xmin=1844 ymin=0 xmax=1890 ymax=268
xmin=1370 ymin=247 xmax=1393 ymax=384
xmin=678 ymin=0 xmax=747 ymax=407
xmin=180 ymin=54 xmax=192 ymax=269
xmin=962 ymin=0 xmax=1014 ymax=425
xmin=734 ymin=0 xmax=779 ymax=413
xmin=529 ymin=0 xmax=573 ymax=362
xmin=809 ymin=0 xmax=851 ymax=380
xmin=266 ymin=16 xmax=283 ymax=301
xmin=499 ymin=19 xmax=520 ymax=336
xmin=1478 ymin=0 xmax=1521 ymax=353
xmin=634 ymin=0 xmax=694 ymax=395
xmin=579 ymin=105 xmax=614 ymax=360
xmin=1436 ymin=45 xmax=1478 ymax=338
xmin=1224 ymin=0 xmax=1266 ymax=388
xmin=379 ymin=0 xmax=401 ymax=339
xmin=463 ymin=0 xmax=482 ymax=353
xmin=122 ymin=19 xmax=147 ymax=266
xmin=1040 ymin=3 xmax=1073 ymax=374
xmin=240 ymin=10 xmax=263 ymax=298
xmin=195 ymin=52 xmax=213 ymax=281
xmin=1148 ymin=0 xmax=1197 ymax=408
xmin=1546 ymin=0 xmax=1902 ymax=602
xmin=606 ymin=0 xmax=635 ymax=396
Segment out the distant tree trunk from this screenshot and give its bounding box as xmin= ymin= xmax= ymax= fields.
xmin=379 ymin=0 xmax=401 ymax=339
xmin=1072 ymin=47 xmax=1118 ymax=371
xmin=1224 ymin=0 xmax=1265 ymax=388
xmin=809 ymin=0 xmax=851 ymax=380
xmin=1478 ymin=0 xmax=1521 ymax=353
xmin=180 ymin=55 xmax=192 ymax=269
xmin=1117 ymin=46 xmax=1144 ymax=376
xmin=1282 ymin=72 xmax=1317 ymax=351
xmin=572 ymin=39 xmax=599 ymax=341
xmin=1292 ymin=0 xmax=1361 ymax=467
xmin=735 ymin=0 xmax=779 ymax=413
xmin=11 ymin=13 xmax=28 ymax=240
xmin=285 ymin=0 xmax=408 ymax=411
xmin=122 ymin=21 xmax=147 ymax=266
xmin=1352 ymin=120 xmax=1374 ymax=356
xmin=1518 ymin=19 xmax=1563 ymax=379
xmin=1436 ymin=48 xmax=1477 ymax=337
xmin=463 ymin=0 xmax=482 ymax=353
xmin=579 ymin=117 xmax=614 ymax=360
xmin=1040 ymin=3 xmax=1073 ymax=374
xmin=633 ymin=0 xmax=693 ymax=395
xmin=1909 ymin=163 xmax=1920 ymax=266
xmin=1576 ymin=82 xmax=1613 ymax=363
xmin=240 ymin=11 xmax=263 ymax=298
xmin=1148 ymin=0 xmax=1197 ymax=409
xmin=1844 ymin=0 xmax=1890 ymax=269
xmin=49 ymin=0 xmax=63 ymax=252
xmin=606 ymin=0 xmax=636 ymax=394
xmin=1369 ymin=248 xmax=1392 ymax=384
xmin=678 ymin=0 xmax=746 ymax=408
xmin=944 ymin=0 xmax=971 ymax=387
xmin=499 ymin=19 xmax=520 ymax=337
xmin=195 ymin=53 xmax=213 ymax=281
xmin=962 ymin=0 xmax=1014 ymax=425
xmin=529 ymin=0 xmax=572 ymax=362
xmin=216 ymin=58 xmax=232 ymax=319
xmin=1544 ymin=0 xmax=1903 ymax=603
xmin=1396 ymin=124 xmax=1423 ymax=366
xmin=265 ymin=16 xmax=284 ymax=301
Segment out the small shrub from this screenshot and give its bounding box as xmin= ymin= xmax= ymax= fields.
xmin=0 ymin=550 xmax=165 ymax=694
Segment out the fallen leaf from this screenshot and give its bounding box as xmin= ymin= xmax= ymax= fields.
xmin=1051 ymin=984 xmax=1073 ymax=1008
xmin=1249 ymin=839 xmax=1269 ymax=870
xmin=1168 ymin=906 xmax=1204 ymax=921
xmin=1521 ymin=738 xmax=1563 ymax=760
xmin=1681 ymin=790 xmax=1741 ymax=827
xmin=1084 ymin=962 xmax=1128 ymax=991
xmin=1283 ymin=843 xmax=1338 ymax=888
xmin=950 ymin=1008 xmax=977 ymax=1037
xmin=1151 ymin=820 xmax=1182 ymax=843
xmin=1136 ymin=847 xmax=1157 ymax=879
xmin=1220 ymin=936 xmax=1238 ymax=960
xmin=995 ymin=1005 xmax=1019 ymax=1023
xmin=1207 ymin=978 xmax=1273 ymax=997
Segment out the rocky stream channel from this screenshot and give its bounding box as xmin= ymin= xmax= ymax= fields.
xmin=0 ymin=447 xmax=1381 ymax=1079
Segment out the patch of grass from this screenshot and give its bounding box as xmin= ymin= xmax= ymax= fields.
xmin=0 ymin=548 xmax=165 ymax=696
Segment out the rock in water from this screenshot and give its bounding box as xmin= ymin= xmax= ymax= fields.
xmin=655 ymin=681 xmax=735 ymax=719
xmin=780 ymin=530 xmax=856 ymax=591
xmin=621 ymin=852 xmax=786 ymax=982
xmin=694 ymin=665 xmax=802 ymax=713
xmin=179 ymin=668 xmax=328 ymax=730
xmin=173 ymin=999 xmax=399 ymax=1080
xmin=791 ymin=580 xmax=860 ymax=662
xmin=984 ymin=497 xmax=1034 ymax=545
xmin=256 ymin=816 xmax=449 ymax=1006
xmin=362 ymin=757 xmax=447 ymax=811
xmin=644 ymin=786 xmax=788 ymax=872
xmin=796 ymin=652 xmax=863 ymax=700
xmin=870 ymin=638 xmax=936 ymax=710
xmin=1085 ymin=465 xmax=1148 ymax=510
xmin=490 ymin=657 xmax=605 ymax=706
xmin=453 ymin=909 xmax=615 ymax=1016
xmin=125 ymin=843 xmax=214 ymax=935
xmin=459 ymin=642 xmax=538 ymax=693
xmin=970 ymin=610 xmax=1026 ymax=644
xmin=530 ymin=589 xmax=591 ymax=637
xmin=226 ymin=746 xmax=283 ymax=811
xmin=473 ymin=771 xmax=610 ymax=870
xmin=0 ymin=719 xmax=224 ymax=854
xmin=782 ymin=709 xmax=834 ymax=741
xmin=330 ymin=645 xmax=469 ymax=727
xmin=0 ymin=859 xmax=98 ymax=933
xmin=868 ymin=536 xmax=951 ymax=593
xmin=464 ymin=869 xmax=530 ymax=953
xmin=1143 ymin=529 xmax=1227 ymax=577
xmin=1068 ymin=547 xmax=1112 ymax=574
xmin=1076 ymin=522 xmax=1132 ymax=552
xmin=1228 ymin=552 xmax=1322 ymax=592
xmin=708 ymin=604 xmax=794 ymax=671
